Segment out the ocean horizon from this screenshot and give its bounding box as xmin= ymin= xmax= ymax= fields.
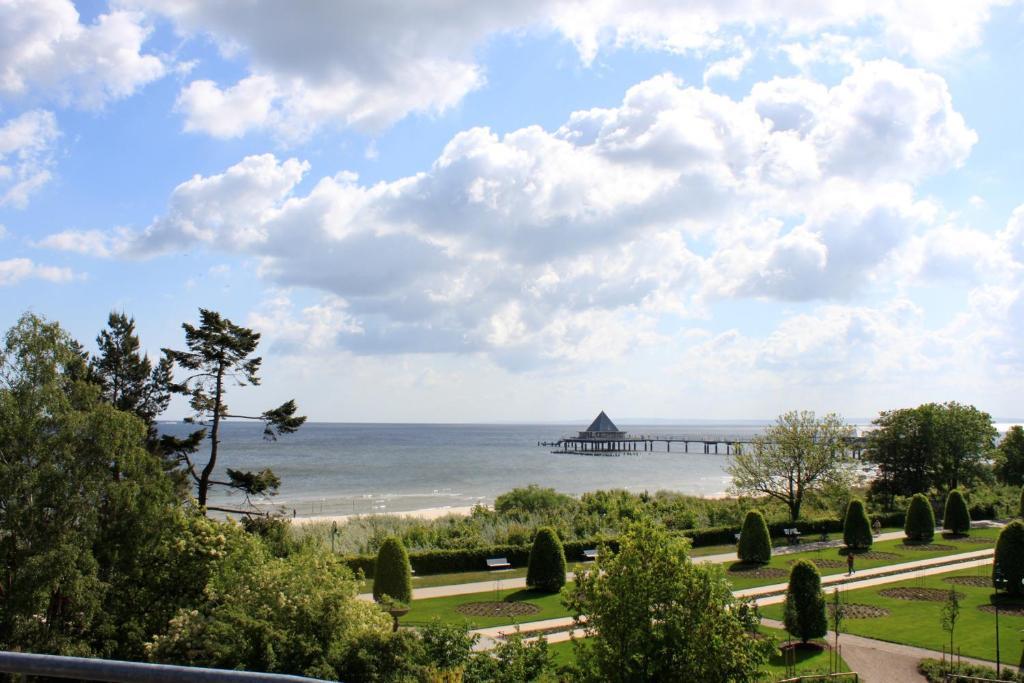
xmin=157 ymin=419 xmax=1021 ymax=518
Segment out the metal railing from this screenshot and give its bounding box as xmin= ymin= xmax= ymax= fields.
xmin=0 ymin=651 xmax=331 ymax=682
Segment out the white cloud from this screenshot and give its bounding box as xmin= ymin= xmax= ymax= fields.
xmin=116 ymin=0 xmax=1014 ymax=140
xmin=40 ymin=62 xmax=982 ymax=368
xmin=0 ymin=257 xmax=75 ymax=286
xmin=0 ymin=110 xmax=60 ymax=208
xmin=703 ymin=48 xmax=753 ymax=85
xmin=0 ymin=0 xmax=165 ymax=108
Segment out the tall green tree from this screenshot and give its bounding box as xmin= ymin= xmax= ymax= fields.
xmin=0 ymin=313 xmax=186 ymax=658
xmin=565 ymin=521 xmax=772 ymax=682
xmin=868 ymin=402 xmax=997 ymax=498
xmin=90 ymin=312 xmax=173 ymax=447
xmin=162 ymin=309 xmax=306 ymax=513
xmin=737 ymin=510 xmax=772 ymax=564
xmin=526 ymin=527 xmax=567 ymax=593
xmin=729 ymin=411 xmax=855 ymax=521
xmin=995 ymin=426 xmax=1024 ymax=486
xmin=783 ymin=560 xmax=827 ymax=644
xmin=373 ymin=537 xmax=413 ymax=605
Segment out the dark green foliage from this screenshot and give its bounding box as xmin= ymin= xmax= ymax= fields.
xmin=90 ymin=312 xmax=172 ymax=448
xmin=373 ymin=536 xmax=413 ymax=604
xmin=464 ymin=631 xmax=552 ymax=682
xmin=162 ymin=309 xmax=306 ymax=512
xmin=942 ymin=489 xmax=971 ymax=535
xmin=783 ymin=560 xmax=828 ymax=644
xmin=918 ymin=658 xmax=1023 ymax=683
xmin=332 ymin=629 xmax=426 ymax=683
xmin=526 ymin=527 xmax=567 ymax=592
xmin=738 ymin=510 xmax=772 ymax=564
xmin=904 ymin=493 xmax=936 ymax=542
xmin=843 ymin=498 xmax=873 ymax=550
xmin=495 ymin=485 xmax=576 ymax=515
xmin=993 ymin=520 xmax=1024 ymax=597
xmin=995 ymin=426 xmax=1024 ymax=486
xmin=868 ymin=402 xmax=998 ymax=499
xmin=565 ymin=521 xmax=773 ymax=683
xmin=1020 ymin=486 xmax=1024 ymax=519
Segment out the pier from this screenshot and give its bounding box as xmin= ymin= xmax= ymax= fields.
xmin=539 ymin=411 xmax=866 ymax=457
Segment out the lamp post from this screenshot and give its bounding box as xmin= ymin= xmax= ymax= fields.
xmin=994 ymin=564 xmax=1005 ymax=676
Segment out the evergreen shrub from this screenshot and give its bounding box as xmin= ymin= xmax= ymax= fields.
xmin=526 ymin=527 xmax=567 ymax=592
xmin=372 ymin=536 xmax=412 ymax=604
xmin=783 ymin=560 xmax=827 ymax=643
xmin=842 ymin=498 xmax=873 ymax=550
xmin=904 ymin=493 xmax=936 ymax=542
xmin=994 ymin=520 xmax=1024 ymax=597
xmin=942 ymin=489 xmax=971 ymax=535
xmin=738 ymin=510 xmax=772 ymax=564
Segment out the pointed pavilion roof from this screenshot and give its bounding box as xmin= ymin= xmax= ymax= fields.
xmin=585 ymin=411 xmax=620 ymax=433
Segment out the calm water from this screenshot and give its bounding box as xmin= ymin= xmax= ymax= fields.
xmin=157 ymin=420 xmax=918 ymax=517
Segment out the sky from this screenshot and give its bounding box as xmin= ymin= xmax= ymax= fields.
xmin=1 ymin=0 xmax=1023 ymax=423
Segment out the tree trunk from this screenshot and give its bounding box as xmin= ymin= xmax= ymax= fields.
xmin=197 ymin=363 xmax=224 ymax=509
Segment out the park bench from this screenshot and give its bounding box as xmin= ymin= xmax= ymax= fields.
xmin=783 ymin=528 xmax=802 ymax=545
xmin=582 ymin=548 xmax=598 ymax=561
xmin=734 ymin=533 xmax=742 ymax=543
xmin=486 ymin=557 xmax=511 ymax=570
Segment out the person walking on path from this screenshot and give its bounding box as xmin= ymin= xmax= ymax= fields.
xmin=847 ymin=551 xmax=855 ymax=575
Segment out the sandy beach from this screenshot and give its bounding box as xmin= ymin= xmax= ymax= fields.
xmin=290 ymin=505 xmax=479 ymax=526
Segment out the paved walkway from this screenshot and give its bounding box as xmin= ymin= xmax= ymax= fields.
xmin=469 ymin=554 xmax=995 ymax=647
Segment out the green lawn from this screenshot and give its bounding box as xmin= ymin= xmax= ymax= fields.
xmin=544 ymin=627 xmax=850 ymax=681
xmin=401 ymin=584 xmax=572 ymax=628
xmin=760 ymin=562 xmax=1023 ymax=665
xmin=723 ymin=528 xmax=999 ymax=590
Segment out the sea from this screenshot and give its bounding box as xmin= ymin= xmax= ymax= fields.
xmin=156 ymin=420 xmax=1019 ymax=518
xmin=156 ymin=421 xmax=770 ymax=517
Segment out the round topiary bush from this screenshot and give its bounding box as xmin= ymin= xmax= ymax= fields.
xmin=526 ymin=527 xmax=567 ymax=593
xmin=373 ymin=536 xmax=413 ymax=604
xmin=843 ymin=498 xmax=873 ymax=551
xmin=904 ymin=493 xmax=936 ymax=543
xmin=942 ymin=489 xmax=971 ymax=535
xmin=737 ymin=510 xmax=772 ymax=564
xmin=783 ymin=560 xmax=827 ymax=644
xmin=993 ymin=520 xmax=1024 ymax=597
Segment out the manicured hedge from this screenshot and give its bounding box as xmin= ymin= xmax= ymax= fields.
xmin=737 ymin=510 xmax=772 ymax=564
xmin=905 ymin=493 xmax=936 ymax=542
xmin=784 ymin=560 xmax=827 ymax=644
xmin=372 ymin=536 xmax=412 ymax=604
xmin=340 ymin=507 xmax=975 ymax=578
xmin=942 ymin=489 xmax=971 ymax=535
xmin=843 ymin=499 xmax=873 ymax=550
xmin=526 ymin=527 xmax=567 ymax=592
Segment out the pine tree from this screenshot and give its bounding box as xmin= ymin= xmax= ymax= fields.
xmin=842 ymin=498 xmax=873 ymax=550
xmin=904 ymin=493 xmax=936 ymax=543
xmin=373 ymin=537 xmax=413 ymax=604
xmin=993 ymin=520 xmax=1024 ymax=597
xmin=942 ymin=489 xmax=971 ymax=535
xmin=163 ymin=309 xmax=306 ymax=513
xmin=737 ymin=510 xmax=772 ymax=564
xmin=783 ymin=560 xmax=827 ymax=644
xmin=526 ymin=527 xmax=567 ymax=592
xmin=91 ymin=312 xmax=172 ymax=448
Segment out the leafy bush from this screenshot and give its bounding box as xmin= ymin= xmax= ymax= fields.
xmin=993 ymin=520 xmax=1024 ymax=597
xmin=843 ymin=499 xmax=873 ymax=550
xmin=942 ymin=489 xmax=971 ymax=535
xmin=464 ymin=630 xmax=552 ymax=682
xmin=738 ymin=510 xmax=772 ymax=564
xmin=918 ymin=657 xmax=1023 ymax=682
xmin=904 ymin=493 xmax=936 ymax=542
xmin=373 ymin=536 xmax=412 ymax=604
xmin=526 ymin=527 xmax=567 ymax=592
xmin=783 ymin=560 xmax=827 ymax=643
xmin=495 ymin=485 xmax=577 ymax=516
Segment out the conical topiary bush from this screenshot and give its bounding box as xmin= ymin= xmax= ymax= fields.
xmin=526 ymin=527 xmax=567 ymax=592
xmin=942 ymin=489 xmax=971 ymax=535
xmin=843 ymin=498 xmax=872 ymax=551
xmin=738 ymin=509 xmax=772 ymax=564
xmin=904 ymin=493 xmax=936 ymax=543
xmin=993 ymin=520 xmax=1024 ymax=597
xmin=783 ymin=560 xmax=827 ymax=644
xmin=373 ymin=536 xmax=413 ymax=604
